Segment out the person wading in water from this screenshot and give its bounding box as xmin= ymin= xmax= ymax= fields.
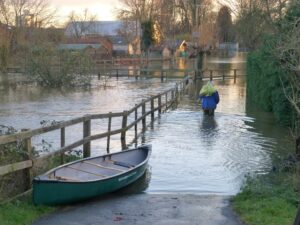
xmin=199 ymin=81 xmax=220 ymax=116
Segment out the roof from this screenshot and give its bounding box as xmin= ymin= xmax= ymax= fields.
xmin=65 ymin=21 xmax=140 ymax=37
xmin=58 ymin=43 xmax=102 ymax=50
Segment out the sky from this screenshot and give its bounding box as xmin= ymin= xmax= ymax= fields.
xmin=51 ymin=0 xmax=121 ymax=23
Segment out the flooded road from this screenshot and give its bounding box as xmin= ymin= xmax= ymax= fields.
xmin=0 ymin=53 xmax=294 ymax=196
xmin=141 ymin=79 xmax=293 ymax=195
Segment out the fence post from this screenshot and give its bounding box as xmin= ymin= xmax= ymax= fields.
xmin=135 ymin=105 xmax=138 ymax=145
xmin=223 ymin=70 xmax=225 ymax=81
xmin=175 ymin=84 xmax=179 ymax=103
xmin=60 ymin=127 xmax=65 ymax=164
xmin=210 ymin=70 xmax=213 ymax=81
xmin=121 ymin=111 xmax=128 ymax=150
xmin=234 ymin=69 xmax=237 ymax=83
xmin=21 ymin=129 xmax=33 ymax=189
xmin=151 ymin=97 xmax=154 ymax=121
xmin=142 ymin=100 xmax=146 ymax=131
xmin=83 ymin=119 xmax=91 ymax=158
xmin=107 ymin=112 xmax=112 ymax=153
xmin=161 ymin=69 xmax=164 ymax=82
xmin=158 ymin=95 xmax=162 ymax=114
xmin=165 ymin=92 xmax=168 ymax=110
xmin=171 ymin=90 xmax=175 ymax=103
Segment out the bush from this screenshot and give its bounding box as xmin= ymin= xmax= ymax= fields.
xmin=246 ymin=36 xmax=294 ymax=126
xmin=26 ymin=47 xmax=93 ymax=88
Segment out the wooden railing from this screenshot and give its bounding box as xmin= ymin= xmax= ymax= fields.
xmin=0 ymin=78 xmax=188 ymax=198
xmin=96 ymin=67 xmax=245 ymax=83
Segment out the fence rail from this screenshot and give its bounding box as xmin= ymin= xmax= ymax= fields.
xmin=96 ymin=67 xmax=245 ymax=83
xmin=0 ymin=77 xmax=188 ymax=198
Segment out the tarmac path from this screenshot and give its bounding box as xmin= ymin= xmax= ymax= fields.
xmin=32 ymin=194 xmax=243 ymax=225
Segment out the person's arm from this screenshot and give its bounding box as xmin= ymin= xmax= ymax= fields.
xmin=214 ymin=91 xmax=220 ymax=104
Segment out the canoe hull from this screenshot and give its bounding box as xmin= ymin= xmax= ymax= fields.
xmin=33 ymin=146 xmax=150 ymax=205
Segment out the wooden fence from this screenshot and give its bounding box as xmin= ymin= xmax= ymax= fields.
xmin=0 ymin=77 xmax=188 ymax=199
xmin=96 ymin=67 xmax=245 ymax=83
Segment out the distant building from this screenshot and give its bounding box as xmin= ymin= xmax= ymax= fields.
xmin=162 ymin=47 xmax=171 ymax=58
xmin=59 ymin=36 xmax=112 ymax=60
xmin=64 ymin=21 xmax=141 ymax=56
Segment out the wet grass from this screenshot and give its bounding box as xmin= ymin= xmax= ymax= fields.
xmin=232 ymin=172 xmax=300 ymax=225
xmin=0 ymin=194 xmax=55 ymax=225
xmin=0 ymin=148 xmax=80 ymax=225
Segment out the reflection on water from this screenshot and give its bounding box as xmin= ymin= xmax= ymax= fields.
xmin=142 ymin=91 xmax=293 ymax=195
xmin=116 ymin=167 xmax=152 ymax=195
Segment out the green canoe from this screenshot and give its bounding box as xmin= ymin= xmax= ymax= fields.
xmin=33 ymin=145 xmax=151 ymax=205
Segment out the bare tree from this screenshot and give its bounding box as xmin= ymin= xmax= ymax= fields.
xmin=117 ymin=0 xmax=215 ymax=43
xmin=276 ymin=18 xmax=300 ymax=116
xmin=0 ymin=0 xmax=56 ymax=27
xmin=220 ymin=0 xmax=289 ymax=50
xmin=217 ymin=6 xmax=234 ymax=43
xmin=65 ymin=9 xmax=97 ymax=39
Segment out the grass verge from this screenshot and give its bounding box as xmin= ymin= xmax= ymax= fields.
xmin=0 ymin=193 xmax=55 ymax=225
xmin=232 ymin=172 xmax=300 ymax=225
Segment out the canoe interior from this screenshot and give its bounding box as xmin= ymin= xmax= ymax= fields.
xmin=37 ymin=146 xmax=149 ymax=182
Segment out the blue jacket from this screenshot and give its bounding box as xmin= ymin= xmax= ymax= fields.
xmin=200 ymin=91 xmax=219 ymax=110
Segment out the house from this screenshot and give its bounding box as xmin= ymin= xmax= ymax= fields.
xmin=64 ymin=21 xmax=141 ymax=56
xmin=108 ymin=36 xmax=130 ymax=56
xmin=162 ymin=47 xmax=171 ymax=58
xmin=58 ymin=43 xmax=110 ymax=60
xmin=59 ymin=36 xmax=112 ymax=60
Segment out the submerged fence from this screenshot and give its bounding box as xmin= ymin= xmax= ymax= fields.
xmin=0 ymin=77 xmax=188 ymax=200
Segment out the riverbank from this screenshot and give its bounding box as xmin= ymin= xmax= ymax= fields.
xmin=232 ymin=170 xmax=300 ymax=225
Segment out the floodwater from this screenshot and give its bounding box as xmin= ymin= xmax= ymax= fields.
xmin=0 ymin=52 xmax=294 ymax=195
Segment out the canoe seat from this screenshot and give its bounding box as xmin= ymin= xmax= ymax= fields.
xmin=55 ymin=175 xmax=81 ymax=182
xmin=106 ymin=159 xmax=135 ymax=168
xmin=83 ymin=161 xmax=125 ymax=172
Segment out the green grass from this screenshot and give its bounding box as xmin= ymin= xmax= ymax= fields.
xmin=232 ymin=172 xmax=300 ymax=225
xmin=0 ymin=194 xmax=55 ymax=225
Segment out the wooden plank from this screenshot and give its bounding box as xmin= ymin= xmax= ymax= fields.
xmin=68 ymin=166 xmax=107 ymax=178
xmin=121 ymin=111 xmax=128 ymax=140
xmin=121 ymin=111 xmax=128 ymax=150
xmin=151 ymin=98 xmax=154 ymax=120
xmin=0 ymin=112 xmax=125 ymax=145
xmin=0 ymin=160 xmax=32 ymax=176
xmin=158 ymin=95 xmax=162 ymax=114
xmin=55 ymin=176 xmax=81 ymax=182
xmin=24 ymin=136 xmax=33 ymax=189
xmin=107 ymin=113 xmax=112 ymax=153
xmin=60 ymin=127 xmax=65 ymax=164
xmin=83 ymin=119 xmax=91 ymax=158
xmin=0 ymin=117 xmax=85 ymax=145
xmin=142 ymin=101 xmax=146 ymax=131
xmin=134 ymin=106 xmax=138 ymax=141
xmin=83 ymin=161 xmax=124 ymax=172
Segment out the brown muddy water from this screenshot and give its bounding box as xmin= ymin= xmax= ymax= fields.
xmin=0 ymin=53 xmax=294 ymax=195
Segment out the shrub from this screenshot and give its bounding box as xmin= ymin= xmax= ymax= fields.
xmin=26 ymin=47 xmax=93 ymax=88
xmin=246 ymin=36 xmax=294 ymax=126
